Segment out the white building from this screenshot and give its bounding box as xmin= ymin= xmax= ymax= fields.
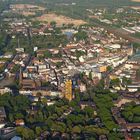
xmin=0 ymin=88 xmax=12 ymax=95
xmin=79 ymin=83 xmax=86 ymax=92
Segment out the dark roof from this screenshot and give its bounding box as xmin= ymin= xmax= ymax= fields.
xmin=127 ymin=123 xmax=140 ymax=127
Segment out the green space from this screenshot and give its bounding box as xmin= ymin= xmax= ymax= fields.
xmin=121 ymin=102 xmax=140 ymax=123
xmin=0 ymin=87 xmax=125 ymax=139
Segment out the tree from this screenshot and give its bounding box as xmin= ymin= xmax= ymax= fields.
xmin=95 ymin=79 xmax=105 ymax=91
xmin=15 ymin=113 xmax=24 ymax=119
xmin=75 ymin=92 xmax=80 ymax=102
xmin=84 ymin=125 xmax=109 ymax=135
xmin=93 ymin=94 xmax=119 ymax=131
xmin=110 ymin=78 xmax=120 ymax=87
xmin=42 ymin=81 xmax=51 ymax=87
xmin=36 ymin=111 xmax=44 ymax=122
xmin=51 ymin=122 xmax=66 ymax=133
xmin=108 ymin=132 xmax=124 ymax=140
xmin=89 ymin=71 xmax=92 ymax=80
xmin=104 ymin=120 xmax=118 ymax=131
xmin=133 ymin=116 xmax=140 ymax=123
xmin=74 ymin=31 xmax=88 ymax=41
xmin=36 ymin=92 xmax=42 ymax=102
xmin=56 ymin=62 xmax=63 ymax=68
xmin=75 ymin=50 xmax=86 ymax=58
xmin=45 ymin=118 xmax=53 ymax=128
xmin=50 ymin=21 xmax=56 ymax=28
xmin=132 ymin=132 xmax=140 ymax=140
xmin=67 ymin=23 xmax=74 ymax=28
xmin=11 ymin=64 xmax=20 ymax=73
xmin=0 ymin=94 xmax=30 ymax=122
xmin=0 ymin=65 xmax=5 ymax=73
xmin=107 ymin=66 xmax=112 ymax=72
xmin=69 ymin=100 xmax=78 ymax=108
xmin=16 ymin=127 xmax=35 ymax=140
xmin=44 ymin=51 xmax=52 ymax=58
xmin=8 ymin=113 xmax=14 ymax=122
xmin=55 ymin=107 xmax=63 ymax=116
xmin=35 ymin=127 xmax=42 ymax=136
xmin=122 ymin=77 xmax=132 ymax=86
xmin=42 ymin=98 xmax=48 ymax=105
xmin=72 ymin=125 xmax=81 ymax=133
xmin=136 ymin=69 xmax=140 ymax=81
xmin=84 ymin=106 xmax=94 ymax=118
xmin=138 ymin=87 xmax=140 ymax=92
xmin=121 ymin=103 xmax=140 ymax=123
xmin=133 ymin=106 xmax=140 ymax=116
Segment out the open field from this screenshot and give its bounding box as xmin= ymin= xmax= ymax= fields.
xmin=35 ymin=13 xmax=87 ymax=26
xmin=10 ymin=4 xmax=45 ymax=16
xmin=130 ymin=6 xmax=140 ymax=10
xmin=131 ymin=0 xmax=140 ymax=2
xmin=10 ymin=4 xmax=45 ymax=10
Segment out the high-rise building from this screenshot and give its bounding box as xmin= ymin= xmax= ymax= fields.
xmin=65 ymin=80 xmax=72 ymax=101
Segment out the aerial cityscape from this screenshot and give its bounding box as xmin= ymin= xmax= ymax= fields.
xmin=0 ymin=0 xmax=140 ymax=139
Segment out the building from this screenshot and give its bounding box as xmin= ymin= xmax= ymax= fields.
xmin=0 ymin=87 xmax=12 ymax=95
xmin=99 ymin=135 xmax=108 ymax=140
xmin=11 ymin=136 xmax=22 ymax=140
xmin=0 ymin=127 xmax=16 ymax=140
xmin=79 ymin=83 xmax=86 ymax=93
xmin=27 ymin=66 xmax=37 ymax=72
xmin=64 ymin=80 xmax=73 ymax=101
xmin=21 ymin=79 xmax=41 ymax=90
xmin=79 ymin=101 xmax=96 ymax=110
xmin=19 ymin=68 xmax=41 ymax=90
xmin=15 ymin=119 xmax=25 ymax=126
xmin=99 ymin=65 xmax=107 ymax=73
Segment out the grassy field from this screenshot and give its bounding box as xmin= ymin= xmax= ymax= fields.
xmin=131 ymin=0 xmax=140 ymax=2
xmin=35 ymin=13 xmax=87 ymax=26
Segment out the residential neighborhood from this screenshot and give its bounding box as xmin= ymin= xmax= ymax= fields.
xmin=0 ymin=0 xmax=140 ymax=140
